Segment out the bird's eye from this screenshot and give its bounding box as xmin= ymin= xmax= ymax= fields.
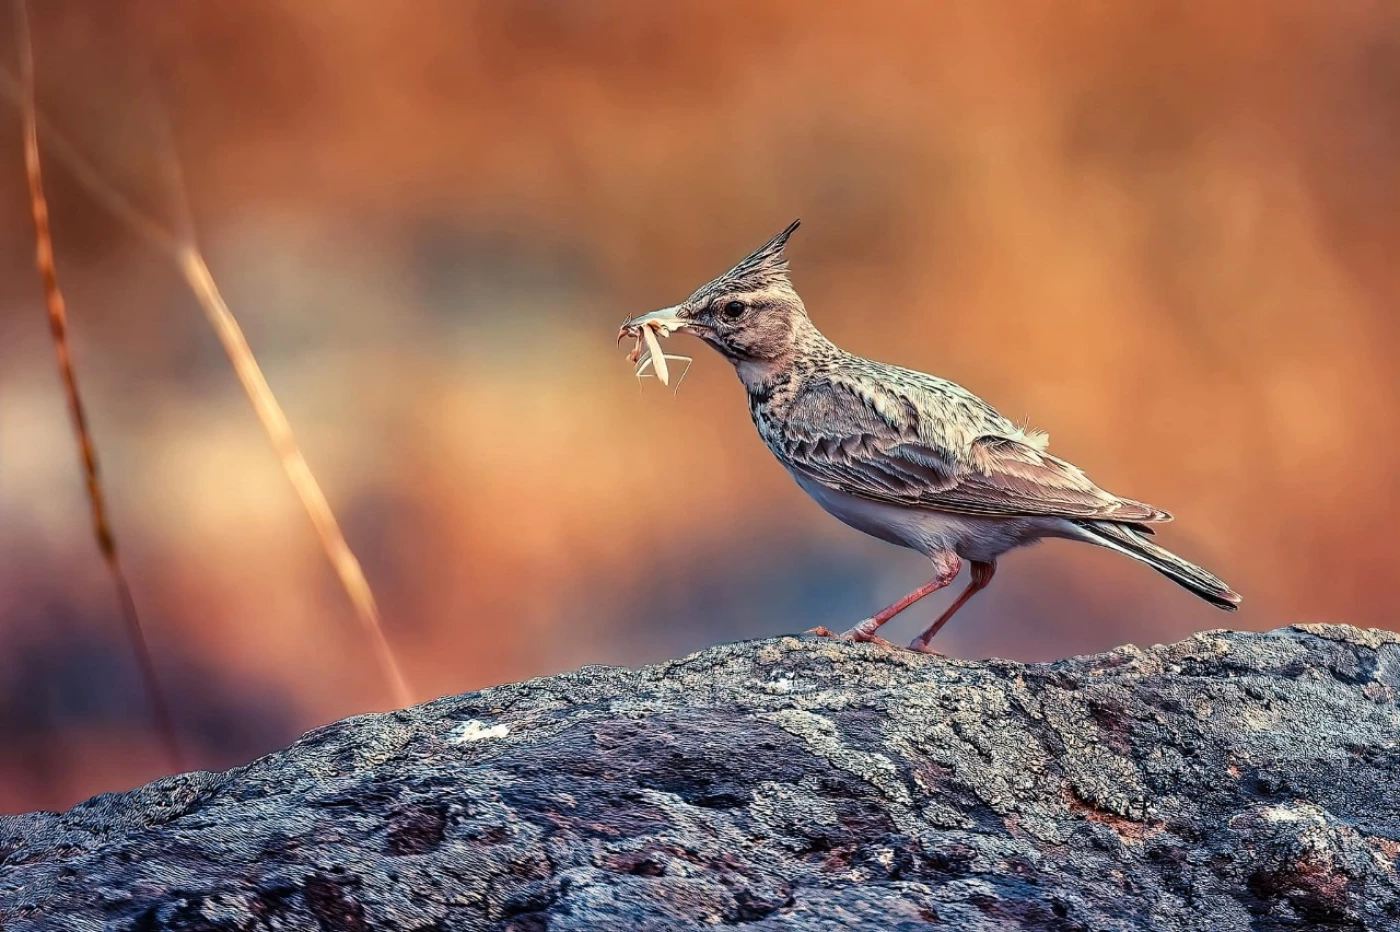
xmin=722 ymin=300 xmax=746 ymax=319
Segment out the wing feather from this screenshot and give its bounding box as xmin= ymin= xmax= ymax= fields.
xmin=772 ymin=377 xmax=1171 ymax=524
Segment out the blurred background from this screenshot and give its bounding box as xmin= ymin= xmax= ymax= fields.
xmin=1 ymin=0 xmax=1397 ymax=813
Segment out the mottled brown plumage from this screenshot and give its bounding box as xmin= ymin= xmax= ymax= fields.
xmin=620 ymin=222 xmax=1240 ymax=650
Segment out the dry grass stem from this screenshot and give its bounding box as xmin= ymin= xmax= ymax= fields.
xmin=0 ymin=47 xmax=413 ymax=709
xmin=11 ymin=0 xmax=184 ymax=769
xmin=178 ymin=249 xmax=412 ymax=708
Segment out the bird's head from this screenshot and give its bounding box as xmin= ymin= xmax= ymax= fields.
xmin=620 ymin=221 xmax=815 ymax=378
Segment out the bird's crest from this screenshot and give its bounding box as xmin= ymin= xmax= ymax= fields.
xmin=709 ymin=219 xmax=800 ymax=293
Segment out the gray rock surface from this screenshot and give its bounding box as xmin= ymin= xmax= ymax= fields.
xmin=3 ymin=625 xmax=1400 ymax=931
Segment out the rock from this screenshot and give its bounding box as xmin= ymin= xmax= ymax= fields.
xmin=3 ymin=625 xmax=1400 ymax=930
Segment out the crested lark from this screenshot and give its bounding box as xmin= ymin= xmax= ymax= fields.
xmin=619 ymin=221 xmax=1241 ymax=651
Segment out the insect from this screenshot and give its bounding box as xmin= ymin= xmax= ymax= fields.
xmin=619 ymin=318 xmax=692 ymax=391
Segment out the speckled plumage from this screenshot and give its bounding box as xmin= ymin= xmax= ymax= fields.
xmin=621 ymin=222 xmax=1240 ymax=649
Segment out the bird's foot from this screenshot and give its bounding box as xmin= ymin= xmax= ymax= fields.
xmin=906 ymin=637 xmax=946 ymax=656
xmin=805 ymin=619 xmax=894 ymax=648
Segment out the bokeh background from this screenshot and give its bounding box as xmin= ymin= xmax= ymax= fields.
xmin=1 ymin=0 xmax=1397 ymax=813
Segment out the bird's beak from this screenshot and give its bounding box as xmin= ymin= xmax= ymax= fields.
xmin=617 ymin=305 xmax=689 ymax=345
xmin=619 ymin=305 xmax=688 ymax=336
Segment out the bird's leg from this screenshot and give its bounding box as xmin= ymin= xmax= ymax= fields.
xmin=909 ymin=560 xmax=996 ymax=653
xmin=810 ymin=553 xmax=961 ymax=646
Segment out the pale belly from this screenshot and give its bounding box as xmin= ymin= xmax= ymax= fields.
xmin=789 ymin=470 xmax=1070 ymax=563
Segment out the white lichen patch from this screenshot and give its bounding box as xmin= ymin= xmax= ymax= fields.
xmin=1367 ymin=835 xmax=1400 ymax=873
xmin=451 ymin=719 xmax=510 ymax=743
xmin=760 ymin=708 xmax=911 ymax=805
xmin=758 ymin=676 xmax=796 ymax=695
xmin=1262 ymin=805 xmax=1306 ymax=823
xmin=1254 ymin=802 xmax=1344 ymax=858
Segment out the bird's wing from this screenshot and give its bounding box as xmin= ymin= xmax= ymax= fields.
xmin=934 ymin=437 xmax=1171 ymax=522
xmin=776 ymin=377 xmax=1170 ymax=524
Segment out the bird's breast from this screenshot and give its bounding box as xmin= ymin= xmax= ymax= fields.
xmin=787 ymin=469 xmax=942 ymax=552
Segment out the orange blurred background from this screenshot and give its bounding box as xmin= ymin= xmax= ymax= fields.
xmin=1 ymin=1 xmax=1396 ymax=813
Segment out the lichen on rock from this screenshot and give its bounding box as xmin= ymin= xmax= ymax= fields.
xmin=3 ymin=626 xmax=1400 ymax=930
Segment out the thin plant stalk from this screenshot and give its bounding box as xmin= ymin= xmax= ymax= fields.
xmin=11 ymin=0 xmax=184 ymax=770
xmin=178 ymin=248 xmax=412 ymax=708
xmin=0 ymin=44 xmax=413 ymax=709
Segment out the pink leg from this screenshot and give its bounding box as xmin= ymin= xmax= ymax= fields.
xmin=810 ymin=552 xmax=962 ymax=645
xmin=909 ymin=560 xmax=996 ymax=652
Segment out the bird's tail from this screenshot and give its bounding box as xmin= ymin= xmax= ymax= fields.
xmin=1074 ymin=520 xmax=1241 ymax=611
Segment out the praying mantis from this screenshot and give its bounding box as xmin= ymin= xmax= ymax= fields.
xmin=619 ymin=318 xmax=692 ymax=391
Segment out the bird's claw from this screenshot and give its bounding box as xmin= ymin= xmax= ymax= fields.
xmin=805 ymin=622 xmax=895 ymax=649
xmin=807 ymin=624 xmax=945 ymax=655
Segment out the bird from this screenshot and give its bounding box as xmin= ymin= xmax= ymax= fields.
xmin=619 ymin=221 xmax=1241 ymax=652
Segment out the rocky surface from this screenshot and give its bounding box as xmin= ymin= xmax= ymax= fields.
xmin=3 ymin=625 xmax=1400 ymax=930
